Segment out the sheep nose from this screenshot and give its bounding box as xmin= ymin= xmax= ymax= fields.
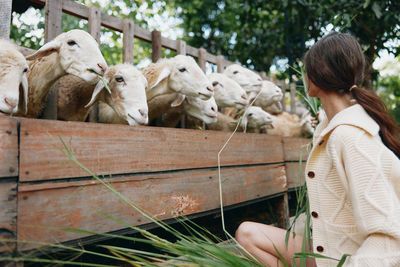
xmin=241 ymin=94 xmax=248 ymax=100
xmin=206 ymin=86 xmax=213 ymax=93
xmin=211 ymin=106 xmax=216 ymax=112
xmin=4 ymin=97 xmax=17 ymax=110
xmin=257 ymin=78 xmax=262 ymax=82
xmin=97 ymin=63 xmax=107 ymax=75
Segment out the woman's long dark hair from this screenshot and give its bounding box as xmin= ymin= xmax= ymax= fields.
xmin=304 ymin=32 xmax=400 ymax=158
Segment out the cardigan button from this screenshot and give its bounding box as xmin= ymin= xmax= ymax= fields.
xmin=319 ymin=139 xmax=324 ymax=146
xmin=311 ymin=211 xmax=318 ymax=218
xmin=316 ymin=246 xmax=324 ymax=252
xmin=307 ymin=171 xmax=315 ymax=178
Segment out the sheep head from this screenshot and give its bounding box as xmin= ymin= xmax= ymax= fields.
xmin=183 ymin=96 xmax=218 ymax=124
xmin=26 ymin=29 xmax=107 ymax=84
xmin=207 ymin=73 xmax=248 ymax=109
xmin=86 ymin=64 xmax=148 ymax=126
xmin=0 ymin=40 xmax=29 ymax=114
xmin=252 ymin=80 xmax=283 ymax=107
xmin=223 ymin=64 xmax=262 ymax=98
xmin=146 ymin=55 xmax=213 ymax=100
xmin=240 ymin=106 xmax=273 ymax=132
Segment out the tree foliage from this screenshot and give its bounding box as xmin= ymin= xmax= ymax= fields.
xmin=170 ymin=0 xmax=400 ymax=73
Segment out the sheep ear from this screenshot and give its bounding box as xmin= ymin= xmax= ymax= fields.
xmin=21 ymin=75 xmax=28 ymax=114
xmin=170 ymin=94 xmax=186 ymax=107
xmin=25 ymin=40 xmax=60 ymax=61
xmin=85 ymin=81 xmax=106 ymax=108
xmin=149 ymin=67 xmax=170 ymax=90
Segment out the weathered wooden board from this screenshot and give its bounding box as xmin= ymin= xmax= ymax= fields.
xmin=0 ymin=180 xmax=17 ymax=253
xmin=285 ymin=162 xmax=306 ymax=189
xmin=17 ymin=164 xmax=287 ymax=250
xmin=282 ymin=137 xmax=311 ymax=162
xmin=0 ymin=116 xmax=18 ymax=178
xmin=19 ymin=118 xmax=284 ymax=182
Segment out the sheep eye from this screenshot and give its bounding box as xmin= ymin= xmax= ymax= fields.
xmin=179 ymin=67 xmax=187 ymax=72
xmin=212 ymin=81 xmax=219 ymax=87
xmin=248 ymin=113 xmax=253 ymax=117
xmin=233 ymin=70 xmax=239 ymax=74
xmin=67 ymin=40 xmax=77 ymax=46
xmin=115 ymin=76 xmax=125 ymax=83
xmin=23 ymin=67 xmax=28 ymax=73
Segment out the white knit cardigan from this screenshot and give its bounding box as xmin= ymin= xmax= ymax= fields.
xmin=305 ymin=104 xmax=400 ymax=267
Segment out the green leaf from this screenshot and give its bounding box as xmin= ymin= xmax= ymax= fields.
xmin=371 ymin=2 xmax=382 ymax=19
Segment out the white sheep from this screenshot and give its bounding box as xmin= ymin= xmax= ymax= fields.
xmin=57 ymin=64 xmax=148 ymax=126
xmin=143 ymin=55 xmax=213 ymax=102
xmin=208 ymin=106 xmax=273 ymax=133
xmin=21 ymin=29 xmax=107 ymax=117
xmin=0 ymin=39 xmax=29 ymax=114
xmin=223 ymin=64 xmax=262 ymax=100
xmin=265 ymin=111 xmax=314 ymax=138
xmin=207 ymin=73 xmax=248 ymax=109
xmin=253 ymin=80 xmax=283 ymax=109
xmin=160 ymin=94 xmax=218 ymax=127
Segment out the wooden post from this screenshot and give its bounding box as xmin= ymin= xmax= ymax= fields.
xmin=152 ymin=30 xmax=162 ymax=63
xmin=0 ymin=0 xmax=12 ymax=39
xmin=276 ymin=193 xmax=290 ymax=229
xmin=281 ymin=84 xmax=286 ymax=112
xmin=198 ymin=48 xmax=207 ymax=73
xmin=290 ymin=83 xmax=296 ymax=114
xmin=42 ymin=0 xmax=62 ymax=120
xmin=122 ymin=18 xmax=134 ymax=64
xmin=88 ymin=6 xmax=101 ymax=123
xmin=216 ymin=55 xmax=224 ymax=73
xmin=177 ymin=40 xmax=186 ymax=55
xmin=177 ymin=40 xmax=187 ymax=128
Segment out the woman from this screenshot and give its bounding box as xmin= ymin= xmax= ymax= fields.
xmin=235 ymin=32 xmax=400 ymax=267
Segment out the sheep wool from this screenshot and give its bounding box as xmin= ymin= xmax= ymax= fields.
xmin=306 ymin=104 xmax=400 ymax=267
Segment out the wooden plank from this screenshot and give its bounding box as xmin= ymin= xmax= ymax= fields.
xmin=87 ymin=6 xmax=102 ymax=123
xmin=286 ymin=161 xmax=306 ymax=189
xmin=216 ymin=55 xmax=224 ymax=73
xmin=19 ymin=118 xmax=284 ymax=182
xmin=282 ymin=137 xmax=311 ymax=161
xmin=276 ymin=193 xmax=289 ymax=229
xmin=198 ymin=48 xmax=207 ymax=72
xmin=152 ymin=30 xmax=162 ymax=63
xmin=0 ymin=116 xmax=18 ymax=178
xmin=186 ymin=45 xmax=199 ymax=58
xmin=177 ymin=40 xmax=186 ymax=55
xmin=161 ymin=36 xmax=178 ymax=51
xmin=88 ymin=6 xmax=101 ymax=44
xmin=42 ymin=0 xmax=62 ymax=120
xmin=122 ymin=18 xmax=134 ymax=64
xmin=0 ymin=180 xmax=17 ymax=253
xmin=290 ymin=83 xmax=296 ymax=114
xmin=0 ymin=0 xmax=12 ymax=39
xmin=17 ymin=164 xmax=287 ymax=250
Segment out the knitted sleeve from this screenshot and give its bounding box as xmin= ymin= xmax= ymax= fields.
xmin=333 ymin=125 xmax=400 ymax=267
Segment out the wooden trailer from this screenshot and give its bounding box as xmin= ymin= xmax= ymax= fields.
xmin=0 ymin=0 xmax=309 ymax=256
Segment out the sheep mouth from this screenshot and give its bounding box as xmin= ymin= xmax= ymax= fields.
xmin=234 ymin=101 xmax=246 ymax=107
xmin=198 ymin=92 xmax=212 ymax=98
xmin=128 ymin=113 xmax=147 ymax=125
xmin=88 ymin=68 xmax=104 ymax=77
xmin=206 ymin=114 xmax=217 ymax=119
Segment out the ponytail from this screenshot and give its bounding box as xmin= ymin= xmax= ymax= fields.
xmin=352 ymin=86 xmax=400 ymax=158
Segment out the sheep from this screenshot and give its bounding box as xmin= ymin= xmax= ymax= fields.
xmin=223 ymin=64 xmax=262 ymax=100
xmin=264 ymin=111 xmax=314 ymax=138
xmin=20 ymin=29 xmax=107 ymax=117
xmin=252 ymin=80 xmax=283 ymax=109
xmin=207 ymin=73 xmax=248 ymax=109
xmin=159 ymin=94 xmax=218 ymax=127
xmin=143 ymin=55 xmax=213 ymax=102
xmin=208 ymin=106 xmax=273 ymax=133
xmin=0 ymin=39 xmax=29 ymax=115
xmin=57 ymin=64 xmax=148 ymax=126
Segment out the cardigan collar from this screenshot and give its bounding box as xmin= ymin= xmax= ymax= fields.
xmin=316 ymin=104 xmax=380 ymax=140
